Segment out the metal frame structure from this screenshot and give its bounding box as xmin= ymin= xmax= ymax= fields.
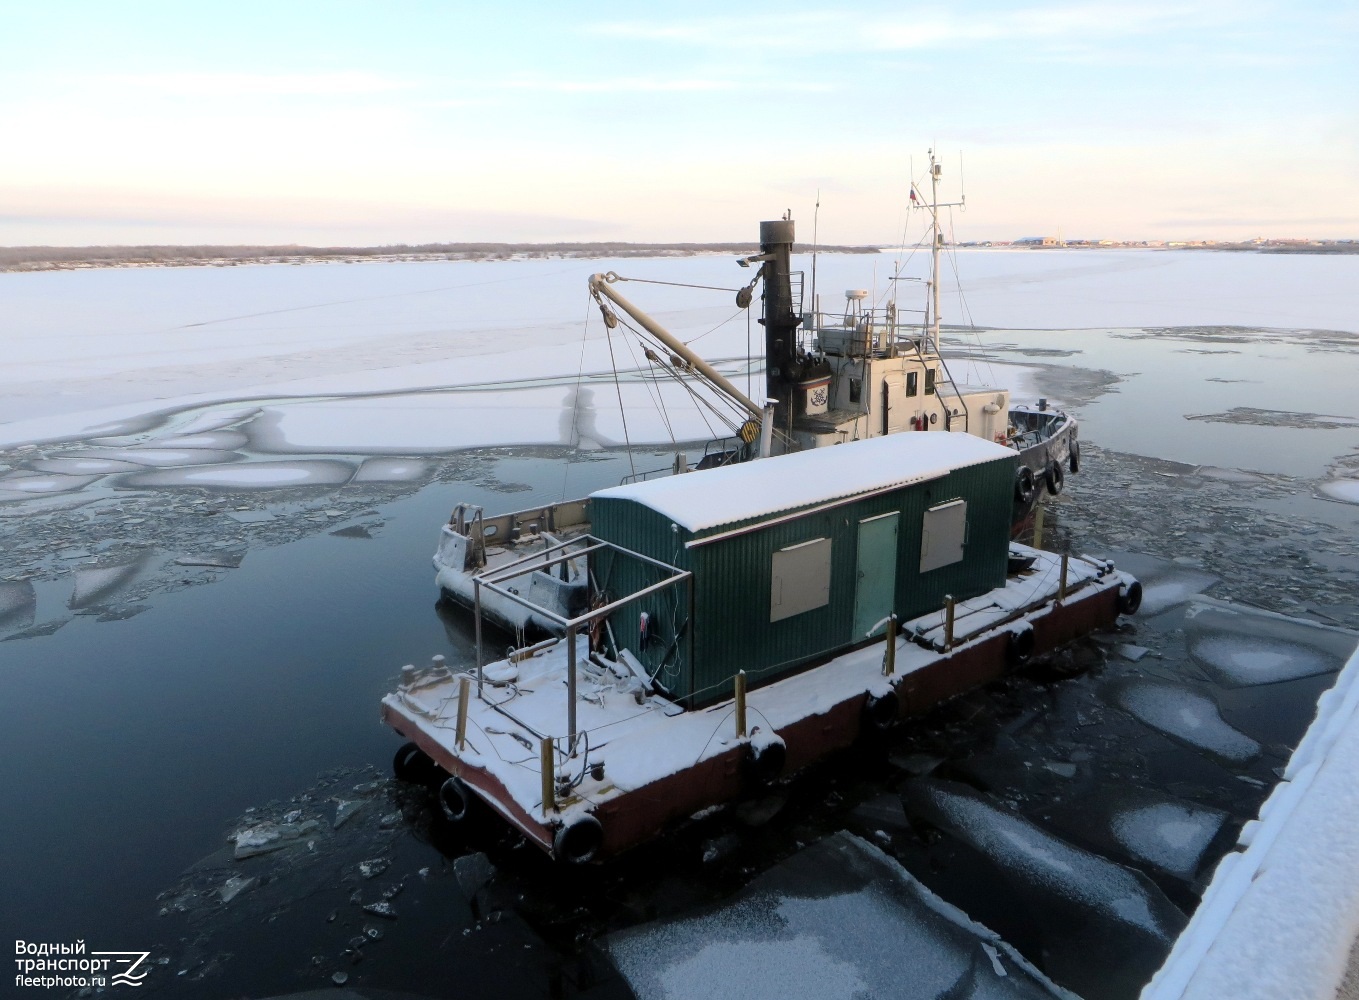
xmin=471 ymin=534 xmax=692 ymax=747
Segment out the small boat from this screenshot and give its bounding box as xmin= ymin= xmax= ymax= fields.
xmin=433 ymin=153 xmax=1080 ymax=638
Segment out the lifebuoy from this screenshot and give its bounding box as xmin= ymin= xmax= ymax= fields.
xmin=1119 ymin=580 xmax=1143 ymax=616
xmin=1015 ymin=465 xmax=1037 ymax=503
xmin=1046 ymin=460 xmax=1065 ymax=495
xmin=1069 ymin=439 xmax=1081 ymax=474
xmin=553 ymin=814 xmax=604 ymax=864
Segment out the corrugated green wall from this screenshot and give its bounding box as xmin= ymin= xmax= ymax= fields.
xmin=590 ymin=451 xmax=1014 ymax=707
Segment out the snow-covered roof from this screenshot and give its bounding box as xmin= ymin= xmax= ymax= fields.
xmin=591 ymin=432 xmax=1015 ymax=533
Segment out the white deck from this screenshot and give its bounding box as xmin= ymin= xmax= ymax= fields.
xmin=387 ymin=545 xmax=1123 ymax=825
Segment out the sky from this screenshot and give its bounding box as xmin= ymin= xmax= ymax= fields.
xmin=0 ymin=0 xmax=1355 ymax=246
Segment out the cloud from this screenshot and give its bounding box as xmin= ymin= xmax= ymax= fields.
xmin=588 ymin=1 xmax=1255 ymax=54
xmin=91 ymin=71 xmax=413 ymax=97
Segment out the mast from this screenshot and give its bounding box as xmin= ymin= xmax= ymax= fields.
xmin=929 ymin=150 xmax=942 ymax=353
xmin=758 ymin=217 xmax=800 ymax=434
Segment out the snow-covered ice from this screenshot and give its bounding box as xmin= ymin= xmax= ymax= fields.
xmin=1111 ymin=802 xmax=1227 ymax=880
xmin=1320 ymin=479 xmax=1359 ymax=505
xmin=115 ymin=460 xmax=355 ymax=489
xmin=905 ymin=779 xmax=1185 ymax=945
xmin=1188 ymin=632 xmax=1338 ymax=687
xmin=0 ymin=579 xmax=37 ymax=627
xmin=0 ymin=473 xmax=102 ymax=494
xmin=69 ymin=553 xmax=152 ymax=609
xmin=351 ymin=457 xmax=434 ymax=483
xmin=1113 ymin=681 xmax=1260 ymax=763
xmin=606 ymin=831 xmax=1071 ymax=1000
xmin=67 ymin=446 xmax=245 ymax=468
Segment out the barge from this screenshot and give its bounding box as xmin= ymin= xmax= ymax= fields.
xmin=384 ymin=430 xmax=1140 ymax=863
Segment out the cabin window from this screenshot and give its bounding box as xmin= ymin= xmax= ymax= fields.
xmin=848 ymin=378 xmax=862 ymax=405
xmin=770 ymin=537 xmax=832 ymax=623
xmin=925 ymin=368 xmax=937 ymax=395
xmin=920 ymin=499 xmax=967 ymax=573
xmin=906 ymin=371 xmax=918 ymax=397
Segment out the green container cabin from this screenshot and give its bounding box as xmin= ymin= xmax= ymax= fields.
xmin=589 ymin=432 xmax=1017 ymax=708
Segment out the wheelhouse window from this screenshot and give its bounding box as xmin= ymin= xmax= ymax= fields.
xmin=906 ymin=371 xmax=918 ymax=397
xmin=925 ymin=368 xmax=937 ymax=395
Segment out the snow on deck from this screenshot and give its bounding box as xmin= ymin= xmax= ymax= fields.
xmin=384 ymin=546 xmax=1124 ymax=825
xmin=1141 ymin=640 xmax=1359 ymax=1000
xmin=591 ymin=431 xmax=1016 ymax=533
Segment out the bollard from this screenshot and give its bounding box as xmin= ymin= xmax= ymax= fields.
xmin=734 ymin=670 xmax=748 ymax=739
xmin=883 ymin=614 xmax=898 ymax=676
xmin=455 ymin=675 xmax=470 ymax=751
xmin=944 ymin=595 xmax=956 ymax=651
xmin=540 ymin=738 xmax=556 ymax=816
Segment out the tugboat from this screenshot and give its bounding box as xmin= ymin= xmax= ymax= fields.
xmin=433 ymin=153 xmax=1080 ymax=638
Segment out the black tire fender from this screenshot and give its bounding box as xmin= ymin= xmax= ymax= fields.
xmin=393 ymin=741 xmax=435 ymax=785
xmin=553 ymin=814 xmax=604 ymax=864
xmin=1069 ymin=439 xmax=1081 ymax=474
xmin=745 ymin=735 xmax=787 ymax=785
xmin=1046 ymin=460 xmax=1065 ymax=496
xmin=1119 ymin=580 xmax=1143 ymax=616
xmin=1008 ymin=625 xmax=1036 ymax=667
xmin=864 ymin=690 xmax=900 ymax=731
xmin=1015 ymin=465 xmax=1037 ymax=503
xmin=438 ymin=775 xmax=475 ymax=824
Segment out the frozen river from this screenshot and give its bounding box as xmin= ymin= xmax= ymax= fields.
xmin=1 ymin=248 xmax=1358 ymax=999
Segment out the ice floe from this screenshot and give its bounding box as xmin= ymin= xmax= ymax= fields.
xmin=149 ymin=431 xmax=250 ymax=450
xmin=66 ymin=447 xmax=243 ymax=468
xmin=607 ymin=830 xmax=1071 ymax=1000
xmin=1113 ymin=681 xmax=1260 ymax=763
xmin=0 ymin=473 xmax=103 ymax=494
xmin=27 ymin=457 xmax=145 ymax=475
xmin=1111 ymin=802 xmax=1227 ymax=880
xmin=69 ymin=552 xmax=153 ymax=609
xmin=352 ymin=457 xmax=434 ymax=483
xmin=1188 ymin=632 xmax=1338 ymax=687
xmin=905 ymin=779 xmax=1186 ymax=945
xmin=1319 ymin=479 xmax=1359 ymax=505
xmin=116 ymin=460 xmax=355 ymax=489
xmin=0 ymin=579 xmax=37 ymax=628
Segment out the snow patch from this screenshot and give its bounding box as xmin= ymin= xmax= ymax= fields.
xmin=1111 ymin=802 xmax=1226 ymax=880
xmin=1114 ymin=681 xmax=1260 ymax=762
xmin=1189 ymin=632 xmax=1337 ymax=687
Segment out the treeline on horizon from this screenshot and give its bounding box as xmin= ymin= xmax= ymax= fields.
xmin=0 ymin=241 xmax=878 ymax=270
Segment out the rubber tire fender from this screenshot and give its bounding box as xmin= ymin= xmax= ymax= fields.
xmin=1007 ymin=625 xmax=1036 ymax=667
xmin=1068 ymin=439 xmax=1081 ymax=474
xmin=1046 ymin=460 xmax=1065 ymax=496
xmin=1015 ymin=465 xmax=1037 ymax=503
xmin=745 ymin=737 xmax=787 ymax=786
xmin=553 ymin=814 xmax=604 ymax=865
xmin=438 ymin=775 xmax=475 ymax=824
xmin=1118 ymin=580 xmax=1143 ymax=616
xmin=393 ymin=741 xmax=435 ymax=785
xmin=864 ymin=690 xmax=900 ymax=731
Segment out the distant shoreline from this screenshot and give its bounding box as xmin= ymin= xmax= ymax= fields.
xmin=0 ymin=242 xmax=878 ymax=273
xmin=1 ymin=239 xmax=1354 ymax=273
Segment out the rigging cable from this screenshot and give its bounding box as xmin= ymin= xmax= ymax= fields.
xmin=602 ymin=312 xmax=637 ymax=480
